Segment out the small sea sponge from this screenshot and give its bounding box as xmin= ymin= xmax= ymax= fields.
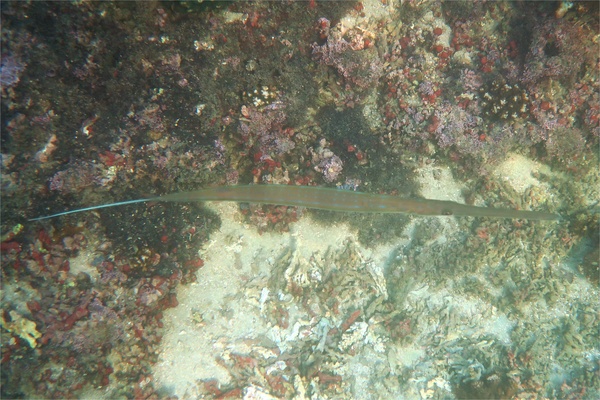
xmin=1 ymin=310 xmax=42 ymax=348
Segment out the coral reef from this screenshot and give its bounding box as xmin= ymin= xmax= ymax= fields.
xmin=1 ymin=0 xmax=598 ymax=398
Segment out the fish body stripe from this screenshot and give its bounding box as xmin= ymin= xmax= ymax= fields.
xmin=156 ymin=185 xmax=560 ymax=220
xmin=30 ymin=185 xmax=561 ymax=221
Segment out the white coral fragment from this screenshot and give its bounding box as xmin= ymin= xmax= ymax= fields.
xmin=1 ymin=310 xmax=42 ymax=348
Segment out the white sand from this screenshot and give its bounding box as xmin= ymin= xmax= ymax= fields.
xmin=153 ymin=202 xmax=368 ymax=398
xmin=493 ymin=152 xmax=553 ymax=194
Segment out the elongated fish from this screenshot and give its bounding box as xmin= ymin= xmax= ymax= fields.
xmin=29 ymin=185 xmax=561 ymax=221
